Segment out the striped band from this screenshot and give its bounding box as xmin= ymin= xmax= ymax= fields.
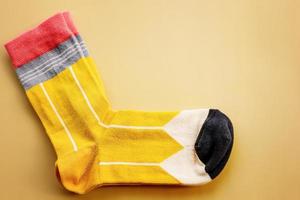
xmin=4 ymin=12 xmax=87 ymax=90
xmin=17 ymin=35 xmax=88 ymax=89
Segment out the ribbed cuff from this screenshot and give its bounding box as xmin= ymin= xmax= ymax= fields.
xmin=5 ymin=12 xmax=78 ymax=68
xmin=4 ymin=12 xmax=88 ymax=90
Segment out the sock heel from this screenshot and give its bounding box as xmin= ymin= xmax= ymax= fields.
xmin=55 ymin=144 xmax=99 ymax=194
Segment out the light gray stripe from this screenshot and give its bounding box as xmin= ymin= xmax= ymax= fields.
xmin=19 ymin=41 xmax=85 ymax=80
xmin=16 ymin=35 xmax=89 ymax=90
xmin=20 ymin=43 xmax=86 ymax=82
xmin=16 ymin=35 xmax=85 ymax=78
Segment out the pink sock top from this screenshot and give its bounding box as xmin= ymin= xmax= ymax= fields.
xmin=5 ymin=12 xmax=78 ymax=68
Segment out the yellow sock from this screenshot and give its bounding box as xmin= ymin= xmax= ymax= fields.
xmin=5 ymin=12 xmax=233 ymax=194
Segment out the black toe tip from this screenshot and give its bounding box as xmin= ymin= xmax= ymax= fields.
xmin=195 ymin=109 xmax=234 ymax=179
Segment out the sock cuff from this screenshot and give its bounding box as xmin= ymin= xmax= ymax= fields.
xmin=4 ymin=12 xmax=89 ymax=90
xmin=5 ymin=12 xmax=78 ymax=68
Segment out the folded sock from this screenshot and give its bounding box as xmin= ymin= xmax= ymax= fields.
xmin=4 ymin=12 xmax=233 ymax=194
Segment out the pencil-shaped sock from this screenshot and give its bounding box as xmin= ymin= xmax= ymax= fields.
xmin=4 ymin=12 xmax=233 ymax=194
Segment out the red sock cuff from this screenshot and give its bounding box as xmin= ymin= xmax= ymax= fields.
xmin=5 ymin=12 xmax=78 ymax=68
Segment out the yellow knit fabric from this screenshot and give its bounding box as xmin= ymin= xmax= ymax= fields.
xmin=26 ymin=57 xmax=184 ymax=193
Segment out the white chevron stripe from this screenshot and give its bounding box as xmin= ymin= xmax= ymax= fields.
xmin=161 ymin=147 xmax=211 ymax=184
xmin=164 ymin=109 xmax=209 ymax=146
xmin=161 ymin=109 xmax=211 ymax=184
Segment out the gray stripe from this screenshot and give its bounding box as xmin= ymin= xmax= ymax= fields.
xmin=20 ymin=43 xmax=86 ymax=81
xmin=16 ymin=35 xmax=89 ymax=90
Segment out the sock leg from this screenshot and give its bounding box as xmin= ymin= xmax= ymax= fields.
xmin=4 ymin=13 xmax=105 ymax=194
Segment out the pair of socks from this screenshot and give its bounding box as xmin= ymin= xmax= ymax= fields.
xmin=5 ymin=12 xmax=233 ymax=194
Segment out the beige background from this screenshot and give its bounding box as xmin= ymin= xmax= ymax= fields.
xmin=0 ymin=0 xmax=300 ymax=199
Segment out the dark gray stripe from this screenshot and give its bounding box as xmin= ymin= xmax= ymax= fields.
xmin=16 ymin=35 xmax=89 ymax=90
